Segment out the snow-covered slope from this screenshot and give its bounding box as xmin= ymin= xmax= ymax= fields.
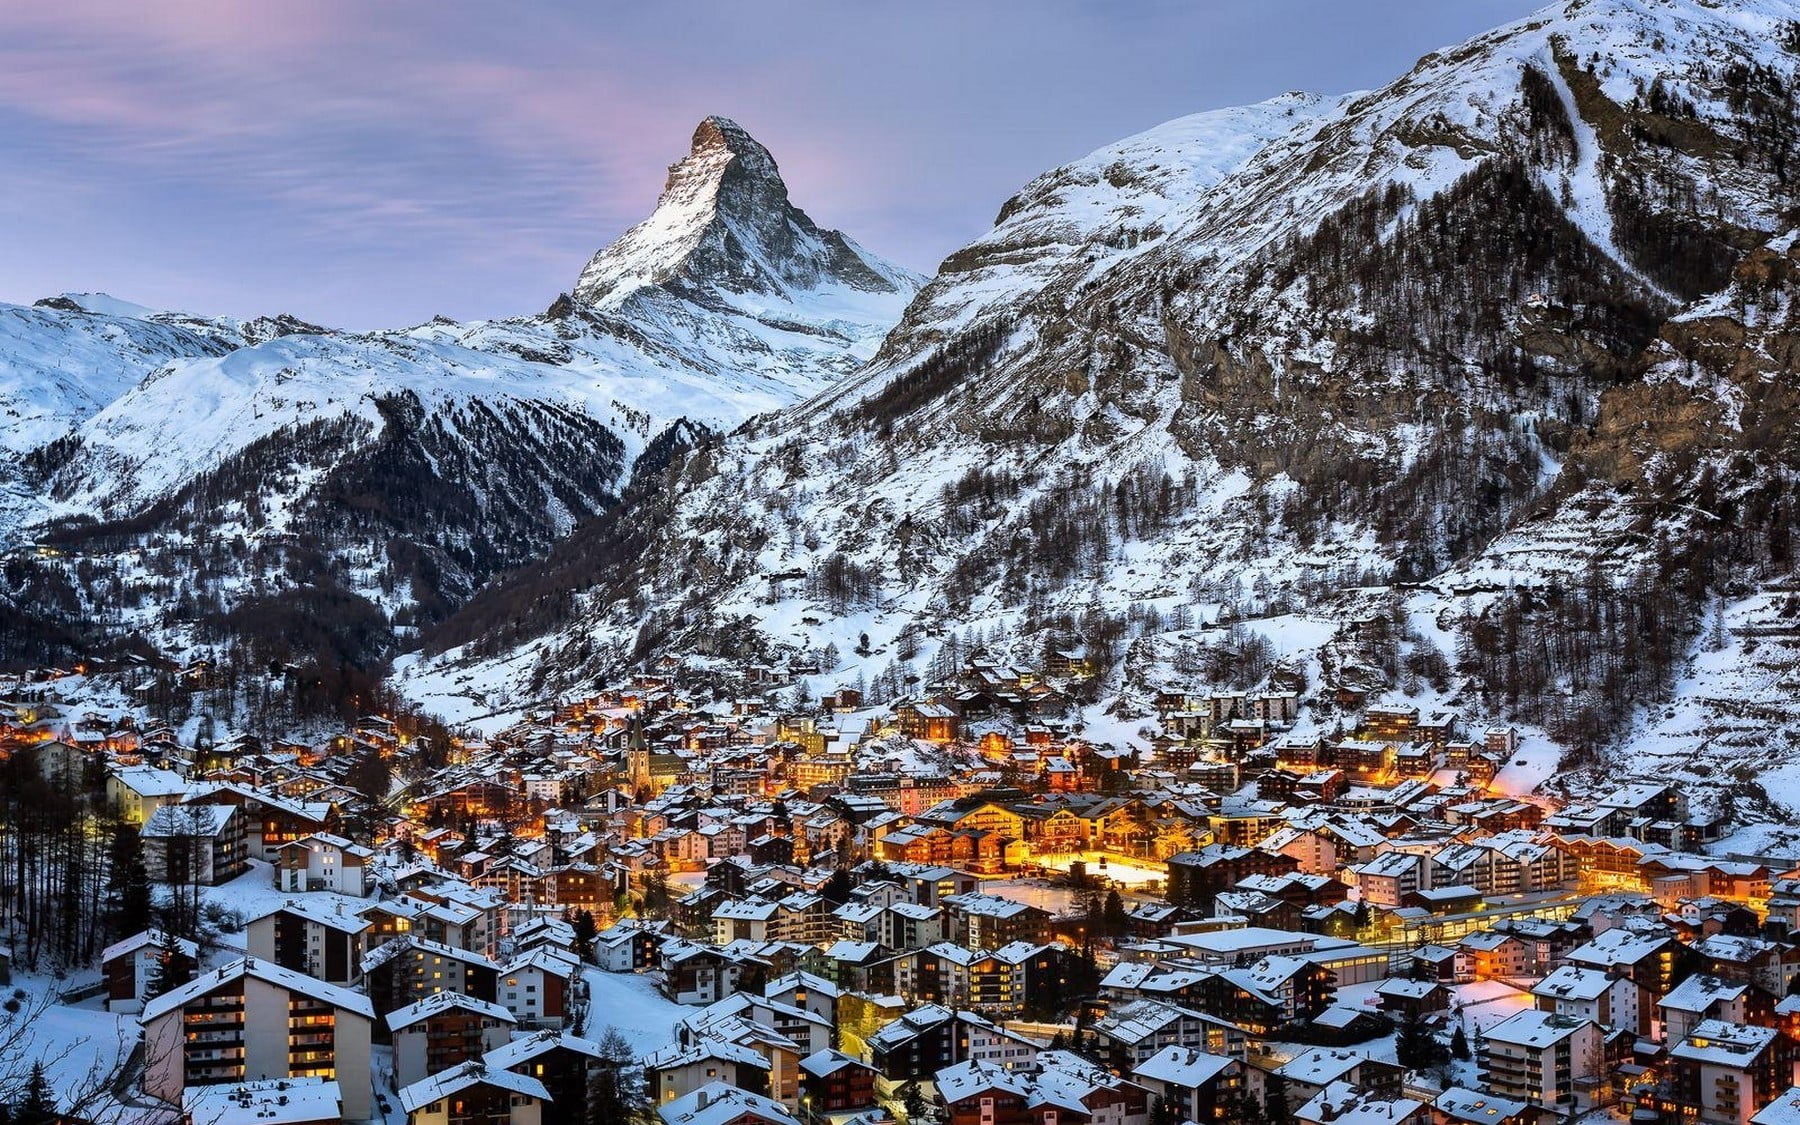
xmin=0 ymin=118 xmax=920 ymax=702
xmin=0 ymin=300 xmax=232 ymax=455
xmin=410 ymin=0 xmax=1800 ymax=792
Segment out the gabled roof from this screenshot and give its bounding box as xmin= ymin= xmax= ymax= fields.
xmin=142 ymin=956 xmax=374 ymax=1022
xmin=1435 ymin=1087 xmax=1529 ymax=1125
xmin=387 ymin=989 xmax=515 ymax=1031
xmin=250 ymin=897 xmax=371 ymax=935
xmin=1671 ymin=1019 xmax=1779 ymax=1066
xmin=484 ymin=1029 xmax=605 ymax=1070
xmin=101 ymin=928 xmax=198 ymax=964
xmin=658 ymin=1081 xmax=801 ymax=1125
xmin=1660 ymin=974 xmax=1751 ymax=1013
xmin=1530 ymin=965 xmax=1614 ymax=1003
xmin=1131 ymin=1044 xmax=1235 ymax=1088
xmin=936 ymin=1059 xmax=1034 ymax=1103
xmin=799 ymin=1048 xmax=876 ymax=1078
xmin=1483 ymin=1010 xmax=1594 ymax=1049
xmin=398 ymin=1061 xmax=550 ymax=1114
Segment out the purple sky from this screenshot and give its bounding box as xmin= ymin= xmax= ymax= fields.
xmin=0 ymin=0 xmax=1540 ymax=330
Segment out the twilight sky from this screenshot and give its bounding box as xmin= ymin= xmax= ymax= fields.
xmin=0 ymin=0 xmax=1540 ymax=331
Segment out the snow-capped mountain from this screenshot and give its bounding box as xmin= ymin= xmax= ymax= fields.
xmin=409 ymin=0 xmax=1800 ymax=829
xmin=0 ymin=118 xmax=920 ymax=701
xmin=574 ymin=116 xmax=914 ymax=310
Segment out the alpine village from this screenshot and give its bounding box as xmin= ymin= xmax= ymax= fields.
xmin=7 ymin=3 xmax=1800 ymax=1125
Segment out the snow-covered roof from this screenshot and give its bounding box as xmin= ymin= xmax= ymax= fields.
xmin=387 ymin=989 xmax=516 ymax=1031
xmin=1752 ymin=1086 xmax=1800 ymax=1125
xmin=183 ymin=1077 xmax=342 ymax=1125
xmin=1131 ymin=1044 xmax=1234 ymax=1088
xmin=398 ymin=1061 xmax=550 ymax=1114
xmin=142 ymin=956 xmax=374 ymax=1022
xmin=1482 ymin=1010 xmax=1592 ymax=1049
xmin=1670 ymin=1020 xmax=1779 ymax=1067
xmin=100 ymin=928 xmax=198 ymax=964
xmin=1659 ymin=974 xmax=1749 ymax=1014
xmin=657 ymin=1081 xmax=801 ymax=1125
xmin=251 ymin=896 xmax=371 ymax=935
xmin=1530 ymin=965 xmax=1613 ymax=1003
xmin=484 ymin=1029 xmax=605 ymax=1070
xmin=1434 ymin=1087 xmax=1529 ymax=1125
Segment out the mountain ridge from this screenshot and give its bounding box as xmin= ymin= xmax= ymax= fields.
xmin=0 ymin=118 xmax=922 ymax=722
xmin=403 ymin=0 xmax=1800 ymax=840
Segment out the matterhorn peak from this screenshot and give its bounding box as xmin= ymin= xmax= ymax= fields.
xmin=572 ymin=116 xmax=911 ymax=310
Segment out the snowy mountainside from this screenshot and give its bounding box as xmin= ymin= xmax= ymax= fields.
xmin=409 ymin=0 xmax=1800 ymax=824
xmin=0 ymin=300 xmax=233 ymax=455
xmin=573 ymin=116 xmax=916 ymax=310
xmin=1406 ymin=231 xmax=1800 ymax=827
xmin=0 ymin=118 xmax=919 ymax=714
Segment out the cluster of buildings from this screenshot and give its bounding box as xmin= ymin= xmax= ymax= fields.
xmin=8 ymin=651 xmax=1800 ymax=1125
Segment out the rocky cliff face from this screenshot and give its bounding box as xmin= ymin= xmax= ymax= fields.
xmin=574 ymin=116 xmax=908 ymax=308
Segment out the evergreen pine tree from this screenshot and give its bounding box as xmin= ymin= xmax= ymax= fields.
xmin=570 ymin=909 xmax=598 ymax=963
xmin=588 ymin=1027 xmax=637 ymax=1125
xmin=1263 ymin=1071 xmax=1294 ymax=1125
xmin=1102 ymin=889 xmax=1128 ymax=936
xmin=901 ymin=1082 xmax=929 ymax=1123
xmin=119 ymin=856 xmax=153 ymax=939
xmin=822 ymin=868 xmax=855 ymax=906
xmin=1451 ymin=1022 xmax=1471 ymax=1060
xmin=1396 ymin=1009 xmax=1448 ymax=1071
xmin=16 ymin=1063 xmax=55 ymax=1125
xmin=145 ymin=930 xmax=194 ymax=999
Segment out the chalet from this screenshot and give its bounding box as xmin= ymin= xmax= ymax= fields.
xmin=1459 ymin=931 xmax=1531 ymax=980
xmin=141 ymin=957 xmax=376 ymax=1121
xmin=1166 ymin=846 xmax=1297 ymax=910
xmin=595 ymin=920 xmax=665 ymax=972
xmin=941 ymin=894 xmax=1051 ymax=949
xmin=865 ymin=1004 xmax=1040 ymax=1082
xmin=387 ymin=991 xmax=516 ymax=1089
xmin=1092 ymin=1000 xmax=1246 ymax=1072
xmin=895 ymin=702 xmax=960 ymax=743
xmin=1478 ymin=1011 xmax=1607 ymax=1113
xmin=1669 ymin=1021 xmax=1796 ymax=1125
xmin=1131 ymin=1046 xmax=1241 ymax=1123
xmin=1374 ymin=977 xmax=1453 ymax=1020
xmin=484 ymin=1030 xmax=607 ymax=1121
xmin=190 ymin=781 xmax=336 ymax=861
xmin=141 ymin=802 xmax=247 ymax=886
xmin=398 ymin=1061 xmax=551 ymax=1125
xmin=656 ymin=1083 xmax=801 ymax=1125
xmin=361 ymin=936 xmax=501 ymax=1014
xmin=499 ymin=947 xmax=580 ymax=1029
xmin=245 ymin=898 xmax=371 ymax=987
xmin=100 ymin=929 xmax=198 ymax=1014
xmin=1565 ymin=927 xmax=1694 ymax=996
xmin=1432 ymin=1087 xmax=1539 ymax=1125
xmin=1296 ymin=1086 xmax=1428 ymax=1125
xmin=646 ymin=1037 xmax=775 ymax=1106
xmin=1530 ymin=965 xmax=1650 ymax=1038
xmin=107 ymin=764 xmax=189 ymax=824
xmin=798 ymin=1049 xmax=880 ymax=1114
xmin=1660 ymin=975 xmax=1769 ymax=1046
xmin=1270 ymin=1048 xmax=1405 ymax=1110
xmin=276 ymin=833 xmax=373 ymax=895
